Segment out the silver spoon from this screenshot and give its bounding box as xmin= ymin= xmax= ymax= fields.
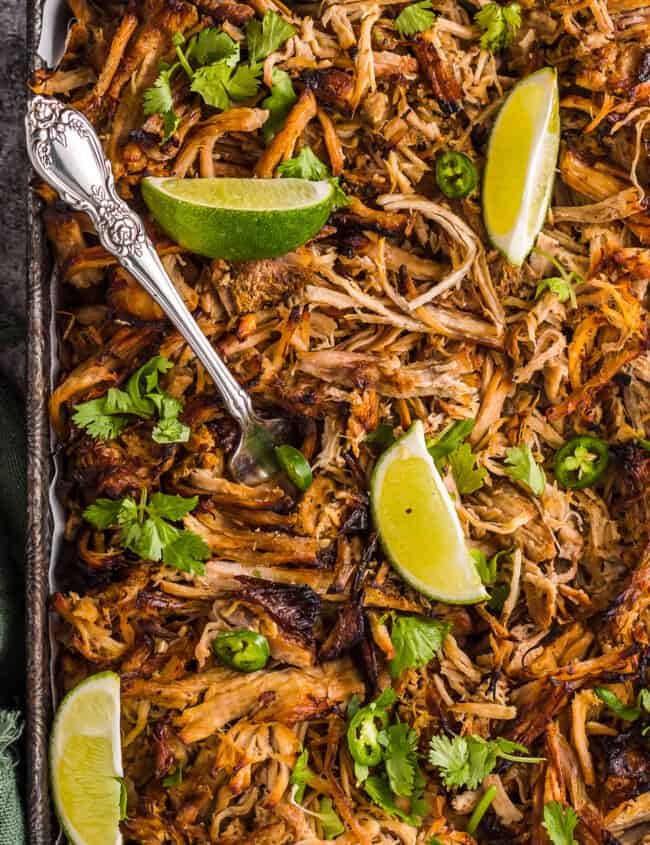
xmin=26 ymin=95 xmax=290 ymax=485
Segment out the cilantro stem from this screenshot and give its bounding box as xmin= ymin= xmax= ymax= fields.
xmin=138 ymin=488 xmax=148 ymax=523
xmin=466 ymin=784 xmax=497 ymax=835
xmin=175 ymin=45 xmax=194 ymax=80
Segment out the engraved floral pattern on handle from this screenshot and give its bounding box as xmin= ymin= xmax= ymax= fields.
xmin=27 ymin=96 xmax=89 ymax=169
xmin=26 ymin=95 xmax=146 ymax=257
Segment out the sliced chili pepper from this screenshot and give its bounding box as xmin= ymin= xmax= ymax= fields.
xmin=554 ymin=435 xmax=609 ymax=489
xmin=212 ymin=629 xmax=270 ymax=672
xmin=347 ymin=704 xmax=390 ymax=766
xmin=435 ymin=151 xmax=477 ymax=199
xmin=275 ymin=444 xmax=313 ymax=491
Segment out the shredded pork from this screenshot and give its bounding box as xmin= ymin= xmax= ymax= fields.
xmin=34 ymin=0 xmax=650 ymax=842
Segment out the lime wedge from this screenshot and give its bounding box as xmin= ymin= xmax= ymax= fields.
xmin=50 ymin=672 xmax=123 ymax=845
xmin=142 ymin=177 xmax=336 ymax=260
xmin=370 ymin=421 xmax=487 ymax=604
xmin=483 ymin=67 xmax=560 ymax=266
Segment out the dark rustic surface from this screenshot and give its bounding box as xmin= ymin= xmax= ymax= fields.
xmin=0 ymin=0 xmax=28 ymax=394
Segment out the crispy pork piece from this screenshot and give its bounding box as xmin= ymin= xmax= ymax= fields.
xmin=175 ymin=659 xmax=364 ymax=742
xmin=232 ymin=576 xmax=322 ymax=667
xmin=412 ymin=33 xmax=462 ymax=115
xmin=225 ymin=260 xmax=307 ymax=313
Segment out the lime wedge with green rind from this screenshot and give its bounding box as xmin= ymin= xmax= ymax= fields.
xmin=370 ymin=421 xmax=488 ymax=604
xmin=142 ymin=176 xmax=336 ymax=260
xmin=483 ymin=67 xmax=560 ymax=266
xmin=50 ymin=671 xmax=123 ymax=845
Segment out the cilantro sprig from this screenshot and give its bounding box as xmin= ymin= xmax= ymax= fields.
xmin=73 ymin=356 xmax=190 ymax=444
xmin=394 ymin=0 xmax=436 ymax=37
xmin=428 ymin=734 xmax=543 ymax=790
xmin=470 ymin=548 xmax=512 ymax=612
xmin=277 ymin=146 xmax=350 ymax=206
xmin=144 ymin=14 xmax=295 ymax=138
xmin=83 ymin=489 xmax=210 ymax=575
xmin=474 ymin=2 xmax=521 ymax=52
xmin=388 ymin=614 xmax=449 ymax=679
xmin=448 ymin=443 xmax=488 ymax=495
xmin=261 ymin=68 xmax=297 ymax=141
xmin=288 ymin=750 xmax=346 ymax=837
xmin=543 ymin=801 xmax=578 ymax=845
xmin=504 ymin=444 xmax=546 ymax=496
xmin=246 ymin=10 xmax=296 ymax=64
xmin=278 ymin=147 xmax=331 ymax=180
xmin=427 ymin=419 xmax=487 ymax=495
xmin=319 ymin=797 xmax=344 ymax=839
xmin=594 ymin=686 xmax=650 ymax=723
xmin=347 ymin=689 xmax=427 ymax=824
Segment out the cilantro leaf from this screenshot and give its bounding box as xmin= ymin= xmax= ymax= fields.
xmin=163 ymin=530 xmax=210 ymax=575
xmin=366 ymin=423 xmax=397 ymax=450
xmin=189 ymin=28 xmax=240 ymax=66
xmin=117 ymin=497 xmax=138 ymax=526
xmin=126 ymin=356 xmax=173 ymax=416
xmin=162 ymin=766 xmax=183 ymax=788
xmin=161 ymin=108 xmax=180 ymax=143
xmin=72 ymin=399 xmax=130 ymax=441
xmin=373 ymin=688 xmax=398 ymax=711
xmin=379 ymin=722 xmax=420 ymax=797
xmin=394 ymin=0 xmax=436 ymax=36
xmin=388 ymin=614 xmax=449 ymax=678
xmin=543 ymin=801 xmax=578 ymax=845
xmin=535 ymin=276 xmax=577 ymax=307
xmin=152 ymin=417 xmax=191 ymax=444
xmin=144 ymin=68 xmax=175 ymax=116
xmin=278 ymin=146 xmax=330 ymax=180
xmin=429 ymin=734 xmax=542 ymax=790
xmin=133 ymin=515 xmax=179 ymax=561
xmin=83 ymin=498 xmax=125 ymax=530
xmin=594 ymin=687 xmax=641 ymax=722
xmin=364 ymin=774 xmax=425 ymax=825
xmin=471 ymin=548 xmax=512 ymax=611
xmin=73 ymin=356 xmax=189 ymax=445
xmin=149 ymin=492 xmax=199 ymax=521
xmin=448 ymin=442 xmax=487 ymax=495
xmin=143 ymin=66 xmax=181 ymax=144
xmin=639 ymin=688 xmax=650 ymax=713
xmin=470 ymin=549 xmax=494 ymax=586
xmin=246 ymin=11 xmax=296 ymax=65
xmin=487 ymin=583 xmax=509 ymax=613
xmin=190 ymin=62 xmax=232 ymax=109
xmin=103 ymin=388 xmax=136 ymax=415
xmin=319 ymin=797 xmax=344 ymax=839
xmin=470 ymin=548 xmax=511 ymax=587
xmin=329 ymin=178 xmax=351 ymax=209
xmin=224 ymin=61 xmax=263 ymax=100
xmin=290 ymin=749 xmax=314 ymax=803
xmin=474 ymin=2 xmax=521 ymax=52
xmin=504 ymin=444 xmax=546 ymax=496
xmin=261 ymin=68 xmax=297 ymax=141
xmin=83 ymin=490 xmax=208 ymax=575
xmin=147 ymin=392 xmax=183 ymax=420
xmin=429 ymin=735 xmax=473 ymax=789
xmin=428 ymin=419 xmax=475 ymax=466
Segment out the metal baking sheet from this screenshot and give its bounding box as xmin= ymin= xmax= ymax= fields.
xmin=26 ymin=0 xmax=56 ymax=840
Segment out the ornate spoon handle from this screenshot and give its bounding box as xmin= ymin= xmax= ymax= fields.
xmin=25 ymin=95 xmax=254 ymax=429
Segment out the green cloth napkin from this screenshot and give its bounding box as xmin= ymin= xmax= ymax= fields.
xmin=0 ymin=380 xmax=27 ymax=845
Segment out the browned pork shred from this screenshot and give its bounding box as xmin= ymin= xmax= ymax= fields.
xmin=34 ymin=0 xmax=650 ymax=842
